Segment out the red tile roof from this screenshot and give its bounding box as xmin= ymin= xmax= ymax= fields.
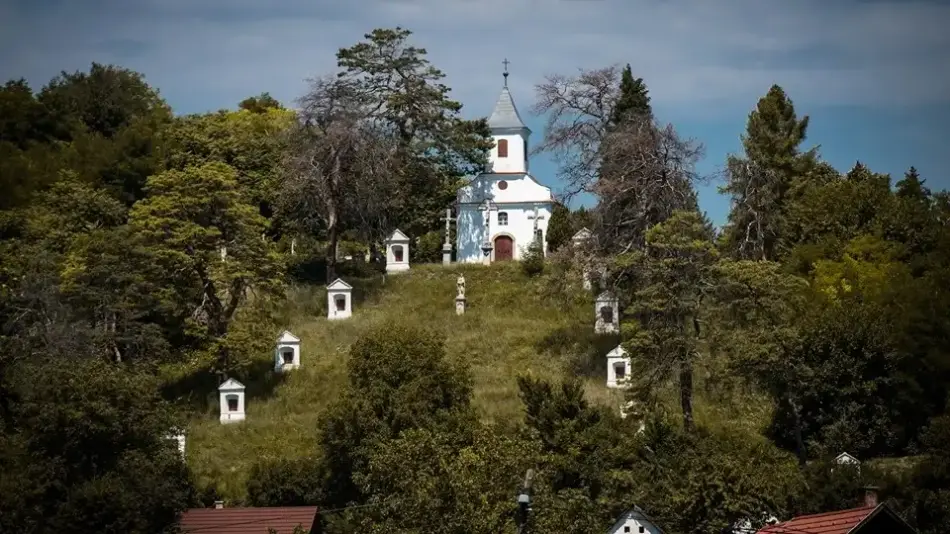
xmin=756 ymin=506 xmax=875 ymax=534
xmin=179 ymin=506 xmax=318 ymax=534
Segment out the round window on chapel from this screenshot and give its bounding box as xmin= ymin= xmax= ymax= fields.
xmin=498 ymin=180 xmax=508 ymax=190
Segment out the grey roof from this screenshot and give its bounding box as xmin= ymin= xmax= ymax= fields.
xmin=487 ymin=87 xmax=530 ymax=132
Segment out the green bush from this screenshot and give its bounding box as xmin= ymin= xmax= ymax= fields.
xmin=412 ymin=230 xmax=445 ymax=263
xmin=521 ymin=239 xmax=545 ymax=277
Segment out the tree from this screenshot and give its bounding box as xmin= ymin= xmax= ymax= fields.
xmin=128 ymin=162 xmax=283 ymax=378
xmin=335 ymin=27 xmax=492 ymax=240
xmin=316 ymin=322 xmax=475 ymax=509
xmin=609 ymin=64 xmax=652 ymax=126
xmin=278 ymin=76 xmax=400 ymax=283
xmin=37 ymin=63 xmax=171 ymax=204
xmin=594 ymin=121 xmax=701 ymax=254
xmin=720 ymin=85 xmax=814 ymax=260
xmin=617 ymin=210 xmax=718 ymax=432
xmin=546 ymin=203 xmax=573 ymax=252
xmin=162 ymin=107 xmax=294 ymax=219
xmin=238 ymin=92 xmax=284 ymax=113
xmin=531 ymin=65 xmax=622 ymax=199
xmin=0 ymin=358 xmax=194 ymax=533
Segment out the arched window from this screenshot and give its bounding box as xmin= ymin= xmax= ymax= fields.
xmin=497 ymin=139 xmax=508 ymax=158
xmin=226 ymin=395 xmax=239 ymax=412
xmin=335 ymin=295 xmax=346 ymax=311
xmin=523 ymin=139 xmax=528 ymax=160
xmin=498 ymin=212 xmax=508 ymax=226
xmin=282 ymin=349 xmax=293 ymax=364
xmin=392 ymin=245 xmax=404 ymax=262
xmin=600 ymin=306 xmax=613 ymax=324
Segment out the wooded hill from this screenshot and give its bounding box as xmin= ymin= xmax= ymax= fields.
xmin=1 ymin=27 xmax=949 ymax=534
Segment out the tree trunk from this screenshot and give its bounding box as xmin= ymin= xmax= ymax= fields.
xmin=787 ymin=393 xmax=808 ymax=466
xmin=326 ymin=220 xmax=339 ymax=285
xmin=679 ymin=357 xmax=695 ymax=433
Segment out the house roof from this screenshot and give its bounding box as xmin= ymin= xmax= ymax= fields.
xmin=327 ymin=278 xmax=352 ymax=291
xmin=387 ymin=228 xmax=410 ymax=242
xmin=218 ymin=378 xmax=245 ymax=391
xmin=178 ymin=506 xmax=318 ymax=534
xmin=757 ymin=505 xmax=886 ymax=534
xmin=487 ymin=86 xmax=530 ymax=132
xmin=573 ymin=227 xmax=592 ymax=240
xmin=606 ymin=505 xmax=666 ymax=534
xmin=596 ymin=290 xmax=616 ymax=301
xmin=276 ymin=330 xmax=300 ymax=344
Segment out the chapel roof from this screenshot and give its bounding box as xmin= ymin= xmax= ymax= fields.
xmin=756 ymin=504 xmax=913 ymax=534
xmin=488 ymin=86 xmax=530 ymax=132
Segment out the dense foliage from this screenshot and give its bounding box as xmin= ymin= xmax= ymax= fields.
xmin=1 ymin=26 xmax=948 ymax=534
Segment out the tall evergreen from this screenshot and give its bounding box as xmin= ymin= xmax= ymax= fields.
xmin=721 ymin=85 xmax=812 ymax=260
xmin=609 ymin=64 xmax=652 ymax=126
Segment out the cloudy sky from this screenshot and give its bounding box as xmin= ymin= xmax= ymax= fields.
xmin=2 ymin=0 xmax=949 ymax=224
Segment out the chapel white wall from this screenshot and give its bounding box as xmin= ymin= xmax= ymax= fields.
xmin=488 ymin=133 xmax=529 ymax=174
xmin=456 ymin=202 xmax=552 ymax=263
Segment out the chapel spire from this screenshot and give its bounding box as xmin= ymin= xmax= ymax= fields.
xmin=487 ymin=59 xmax=530 ymax=133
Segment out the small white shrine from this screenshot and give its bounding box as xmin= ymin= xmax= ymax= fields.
xmin=327 ymin=278 xmax=353 ymax=320
xmin=218 ymin=378 xmax=246 ymax=424
xmin=606 ymin=344 xmax=632 ymax=388
xmin=274 ymin=330 xmax=301 ymax=372
xmin=833 ymin=451 xmax=861 ymax=474
xmin=595 ymin=290 xmax=620 ymax=334
xmin=835 ymin=451 xmax=860 ymax=465
xmin=572 ymin=227 xmax=592 ymax=247
xmin=385 ymin=229 xmax=410 ymax=273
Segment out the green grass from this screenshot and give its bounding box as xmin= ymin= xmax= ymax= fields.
xmin=176 ymin=262 xmax=773 ymax=500
xmin=180 ymin=263 xmax=630 ymax=499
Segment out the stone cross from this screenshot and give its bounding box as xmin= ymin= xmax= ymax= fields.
xmin=478 ymin=198 xmax=494 ymax=265
xmin=441 ymin=208 xmax=456 ymax=246
xmin=527 ymin=206 xmax=545 ymax=232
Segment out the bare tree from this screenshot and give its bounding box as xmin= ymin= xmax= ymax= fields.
xmin=594 ymin=120 xmax=704 ymax=256
xmin=277 ymin=76 xmax=401 ymax=283
xmin=531 ymin=65 xmax=621 ymax=200
xmin=720 ymin=157 xmax=782 ymax=260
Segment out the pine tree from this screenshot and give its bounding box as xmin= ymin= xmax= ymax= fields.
xmin=610 ymin=64 xmax=652 ymax=126
xmin=545 ymin=203 xmax=573 ymax=252
xmin=721 ymin=85 xmax=812 ymax=260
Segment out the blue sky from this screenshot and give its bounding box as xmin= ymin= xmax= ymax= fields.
xmin=2 ymin=0 xmax=949 ymax=226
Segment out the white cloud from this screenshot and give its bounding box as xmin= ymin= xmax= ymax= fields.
xmin=2 ymin=0 xmax=949 ymax=118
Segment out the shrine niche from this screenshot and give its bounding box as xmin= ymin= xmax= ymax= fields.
xmin=218 ymin=378 xmax=246 ymax=424
xmin=274 ymin=330 xmax=301 ymax=372
xmin=594 ymin=291 xmax=619 ymax=334
xmin=327 ymin=278 xmax=353 ymax=320
xmin=385 ymin=229 xmax=410 ymax=273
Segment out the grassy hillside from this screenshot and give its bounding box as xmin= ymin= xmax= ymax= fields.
xmin=175 ymin=262 xmax=772 ymax=500
xmin=176 ymin=263 xmax=618 ymax=498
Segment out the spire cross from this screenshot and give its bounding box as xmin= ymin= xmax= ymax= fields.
xmin=502 ymin=58 xmax=510 ymax=87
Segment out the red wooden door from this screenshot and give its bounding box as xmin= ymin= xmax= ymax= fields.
xmin=494 ymin=236 xmax=514 ymax=261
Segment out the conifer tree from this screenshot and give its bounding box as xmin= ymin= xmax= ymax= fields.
xmin=609 ymin=64 xmax=652 ymax=126
xmin=721 ymin=85 xmax=813 ymax=260
xmin=545 ymin=203 xmax=573 ymax=252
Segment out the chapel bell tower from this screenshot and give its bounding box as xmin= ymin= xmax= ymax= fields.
xmin=487 ymin=58 xmax=531 ymax=174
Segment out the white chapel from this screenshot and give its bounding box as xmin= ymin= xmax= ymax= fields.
xmin=456 ymin=66 xmax=554 ymax=263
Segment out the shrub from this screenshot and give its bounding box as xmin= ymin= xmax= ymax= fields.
xmin=522 ymin=239 xmax=545 ymax=277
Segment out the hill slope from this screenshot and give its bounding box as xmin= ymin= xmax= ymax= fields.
xmin=180 ymin=263 xmax=624 ymax=499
